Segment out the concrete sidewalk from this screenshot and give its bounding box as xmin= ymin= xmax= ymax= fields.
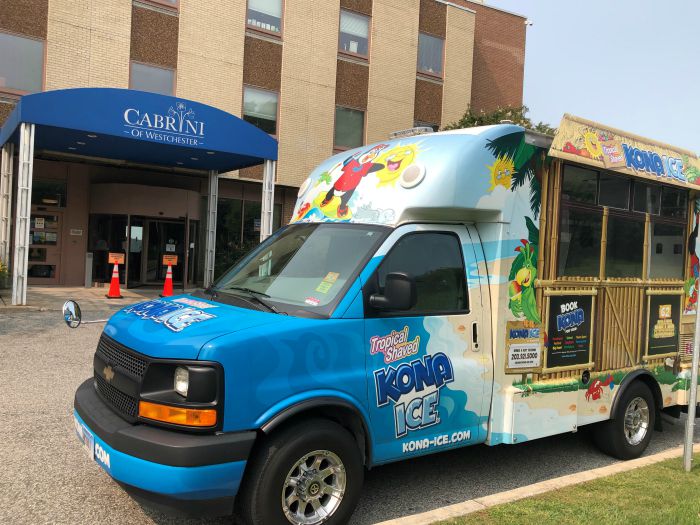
xmin=0 ymin=285 xmax=197 ymax=311
xmin=376 ymin=442 xmax=700 ymax=525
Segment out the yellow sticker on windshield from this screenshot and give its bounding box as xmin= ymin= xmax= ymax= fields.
xmin=324 ymin=272 xmax=340 ymax=283
xmin=316 ymin=281 xmax=333 ymax=294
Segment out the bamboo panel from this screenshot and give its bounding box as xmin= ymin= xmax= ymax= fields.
xmin=547 ymin=161 xmax=562 ymax=280
xmin=602 ymin=286 xmax=638 ymax=369
xmin=536 ymin=154 xmax=549 ymax=311
xmin=599 ymin=207 xmax=609 ymax=280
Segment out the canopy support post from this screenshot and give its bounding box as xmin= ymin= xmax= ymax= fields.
xmin=0 ymin=142 xmax=14 ymax=270
xmin=260 ymin=160 xmax=276 ymax=243
xmin=12 ymin=123 xmax=34 ymax=306
xmin=203 ymin=169 xmax=218 ymax=289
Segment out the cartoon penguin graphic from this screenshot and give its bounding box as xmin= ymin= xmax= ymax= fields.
xmin=321 ymin=144 xmax=388 ymax=217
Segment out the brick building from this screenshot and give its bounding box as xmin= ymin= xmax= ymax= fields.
xmin=0 ymin=0 xmax=526 ymax=288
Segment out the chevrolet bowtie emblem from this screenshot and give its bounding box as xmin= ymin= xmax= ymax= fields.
xmin=103 ymin=365 xmax=115 ymax=382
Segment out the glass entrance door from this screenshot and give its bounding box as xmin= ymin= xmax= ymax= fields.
xmin=126 ymin=217 xmax=192 ymax=288
xmin=144 ymin=220 xmax=185 ymax=285
xmin=127 ymin=217 xmax=145 ymax=286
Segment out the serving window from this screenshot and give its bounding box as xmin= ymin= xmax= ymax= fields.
xmin=536 ymin=161 xmax=693 ymax=376
xmin=557 ymin=163 xmax=688 ymax=281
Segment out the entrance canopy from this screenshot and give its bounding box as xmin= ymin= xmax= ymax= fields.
xmin=0 ymin=88 xmax=277 ymax=171
xmin=0 ymin=88 xmax=279 ymax=305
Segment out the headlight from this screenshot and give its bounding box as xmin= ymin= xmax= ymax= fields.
xmin=174 ymin=366 xmax=189 ymax=397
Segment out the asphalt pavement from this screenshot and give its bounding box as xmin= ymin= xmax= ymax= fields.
xmin=1 ymin=304 xmax=699 ymax=525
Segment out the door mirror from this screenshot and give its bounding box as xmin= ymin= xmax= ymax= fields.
xmin=370 ymin=272 xmax=416 ymax=311
xmin=62 ymin=300 xmax=82 ymax=328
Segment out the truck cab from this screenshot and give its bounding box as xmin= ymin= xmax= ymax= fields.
xmin=71 ymin=122 xmax=698 ymax=524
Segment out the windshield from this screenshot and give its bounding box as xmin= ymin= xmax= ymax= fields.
xmin=213 ymin=223 xmax=388 ymax=315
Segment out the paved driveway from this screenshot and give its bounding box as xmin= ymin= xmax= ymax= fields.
xmin=1 ymin=304 xmax=698 ymax=525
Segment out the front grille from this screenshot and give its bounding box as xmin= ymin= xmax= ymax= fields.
xmin=96 ymin=334 xmax=148 ymax=379
xmin=95 ymin=374 xmax=138 ymax=419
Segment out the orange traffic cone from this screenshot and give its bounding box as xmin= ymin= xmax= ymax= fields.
xmin=161 ymin=265 xmax=174 ymax=297
xmin=105 ymin=263 xmax=123 ymax=299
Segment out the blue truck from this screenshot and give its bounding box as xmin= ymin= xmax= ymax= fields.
xmin=68 ymin=122 xmax=700 ymax=524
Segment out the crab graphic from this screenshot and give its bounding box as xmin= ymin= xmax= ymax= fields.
xmin=585 ymin=374 xmax=615 ymax=401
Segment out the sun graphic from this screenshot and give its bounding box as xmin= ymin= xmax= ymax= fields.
xmin=487 ymin=155 xmax=515 ymax=191
xmin=375 ymin=142 xmax=423 ymax=188
xmin=583 ymin=131 xmax=603 ymax=159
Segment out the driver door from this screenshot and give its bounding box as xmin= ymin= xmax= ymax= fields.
xmin=363 ymin=224 xmax=490 ymax=463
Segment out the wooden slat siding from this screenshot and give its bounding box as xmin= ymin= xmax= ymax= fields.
xmin=642 ymin=213 xmax=650 ymax=279
xmin=535 ymin=151 xmax=548 ymax=312
xmin=599 ymin=207 xmax=609 ymax=280
xmin=684 ymin=196 xmax=695 ymax=279
xmin=547 ymin=161 xmax=562 ymax=280
xmin=637 ymin=286 xmax=646 ymax=363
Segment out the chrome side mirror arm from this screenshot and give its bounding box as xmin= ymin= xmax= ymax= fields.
xmin=62 ymin=300 xmax=109 ymax=328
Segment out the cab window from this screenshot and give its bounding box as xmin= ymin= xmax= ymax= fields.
xmin=371 ymin=232 xmax=468 ymax=316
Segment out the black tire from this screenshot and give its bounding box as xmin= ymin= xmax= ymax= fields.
xmin=236 ymin=418 xmax=364 ymax=525
xmin=592 ymin=380 xmax=656 ymax=460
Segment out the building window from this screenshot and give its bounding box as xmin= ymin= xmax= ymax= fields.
xmin=247 ymin=0 xmax=282 ymax=34
xmin=130 ymin=62 xmax=174 ymax=96
xmin=215 ymin=197 xmax=282 ymax=278
xmin=243 ymin=86 xmax=279 ymax=135
xmin=0 ymin=31 xmax=43 ymax=94
xmin=334 ymin=106 xmax=364 ymax=150
xmin=142 ymin=0 xmax=179 ymax=8
xmin=32 ymin=180 xmax=67 ymax=208
xmin=339 ymin=9 xmax=370 ymax=58
xmin=417 ymin=32 xmax=444 ymax=78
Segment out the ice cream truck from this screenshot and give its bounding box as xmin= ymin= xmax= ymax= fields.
xmin=68 ymin=115 xmax=700 ymax=525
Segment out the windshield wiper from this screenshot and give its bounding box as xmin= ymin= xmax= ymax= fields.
xmin=222 ymin=286 xmax=281 ymax=314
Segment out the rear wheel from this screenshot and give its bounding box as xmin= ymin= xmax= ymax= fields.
xmin=592 ymin=380 xmax=655 ymax=460
xmin=237 ymin=418 xmax=364 ymax=525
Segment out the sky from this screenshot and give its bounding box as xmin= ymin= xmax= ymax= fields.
xmin=485 ymin=0 xmax=700 ymax=153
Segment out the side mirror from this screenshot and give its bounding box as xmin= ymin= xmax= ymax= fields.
xmin=62 ymin=300 xmax=82 ymax=328
xmin=370 ymin=272 xmax=417 ymax=311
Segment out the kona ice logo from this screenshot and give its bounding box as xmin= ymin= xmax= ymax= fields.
xmin=374 ymin=353 xmax=454 ymax=438
xmin=622 ymin=144 xmax=685 ymax=182
xmin=556 ymin=300 xmax=584 ymax=333
xmin=124 ymin=299 xmax=215 ymax=332
xmin=369 ymin=326 xmax=420 ymax=364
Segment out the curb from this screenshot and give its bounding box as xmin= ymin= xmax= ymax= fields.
xmin=374 ymin=443 xmax=700 ymax=525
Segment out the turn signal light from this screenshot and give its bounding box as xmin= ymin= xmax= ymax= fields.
xmin=138 ymin=401 xmax=217 ymax=427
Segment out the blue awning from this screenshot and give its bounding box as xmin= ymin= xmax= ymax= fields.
xmin=0 ymin=88 xmax=277 ymax=172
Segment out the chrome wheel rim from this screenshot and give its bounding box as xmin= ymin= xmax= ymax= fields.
xmin=281 ymin=449 xmax=346 ymax=525
xmin=624 ymin=396 xmax=649 ymax=446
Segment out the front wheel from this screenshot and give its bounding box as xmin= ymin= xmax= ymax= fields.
xmin=237 ymin=418 xmax=364 ymax=525
xmin=592 ymin=380 xmax=655 ymax=460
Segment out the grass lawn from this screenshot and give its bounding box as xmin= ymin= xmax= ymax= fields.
xmin=439 ymin=455 xmax=700 ymax=525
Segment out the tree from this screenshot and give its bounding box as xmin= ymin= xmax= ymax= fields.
xmin=443 ymin=105 xmax=557 ymax=136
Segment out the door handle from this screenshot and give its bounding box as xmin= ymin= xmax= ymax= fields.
xmin=472 ymin=322 xmax=479 ymax=351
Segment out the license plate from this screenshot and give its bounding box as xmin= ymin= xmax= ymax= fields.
xmin=73 ymin=415 xmax=94 ymax=461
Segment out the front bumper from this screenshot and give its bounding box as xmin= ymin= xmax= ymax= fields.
xmin=74 ymin=378 xmax=256 ymax=516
